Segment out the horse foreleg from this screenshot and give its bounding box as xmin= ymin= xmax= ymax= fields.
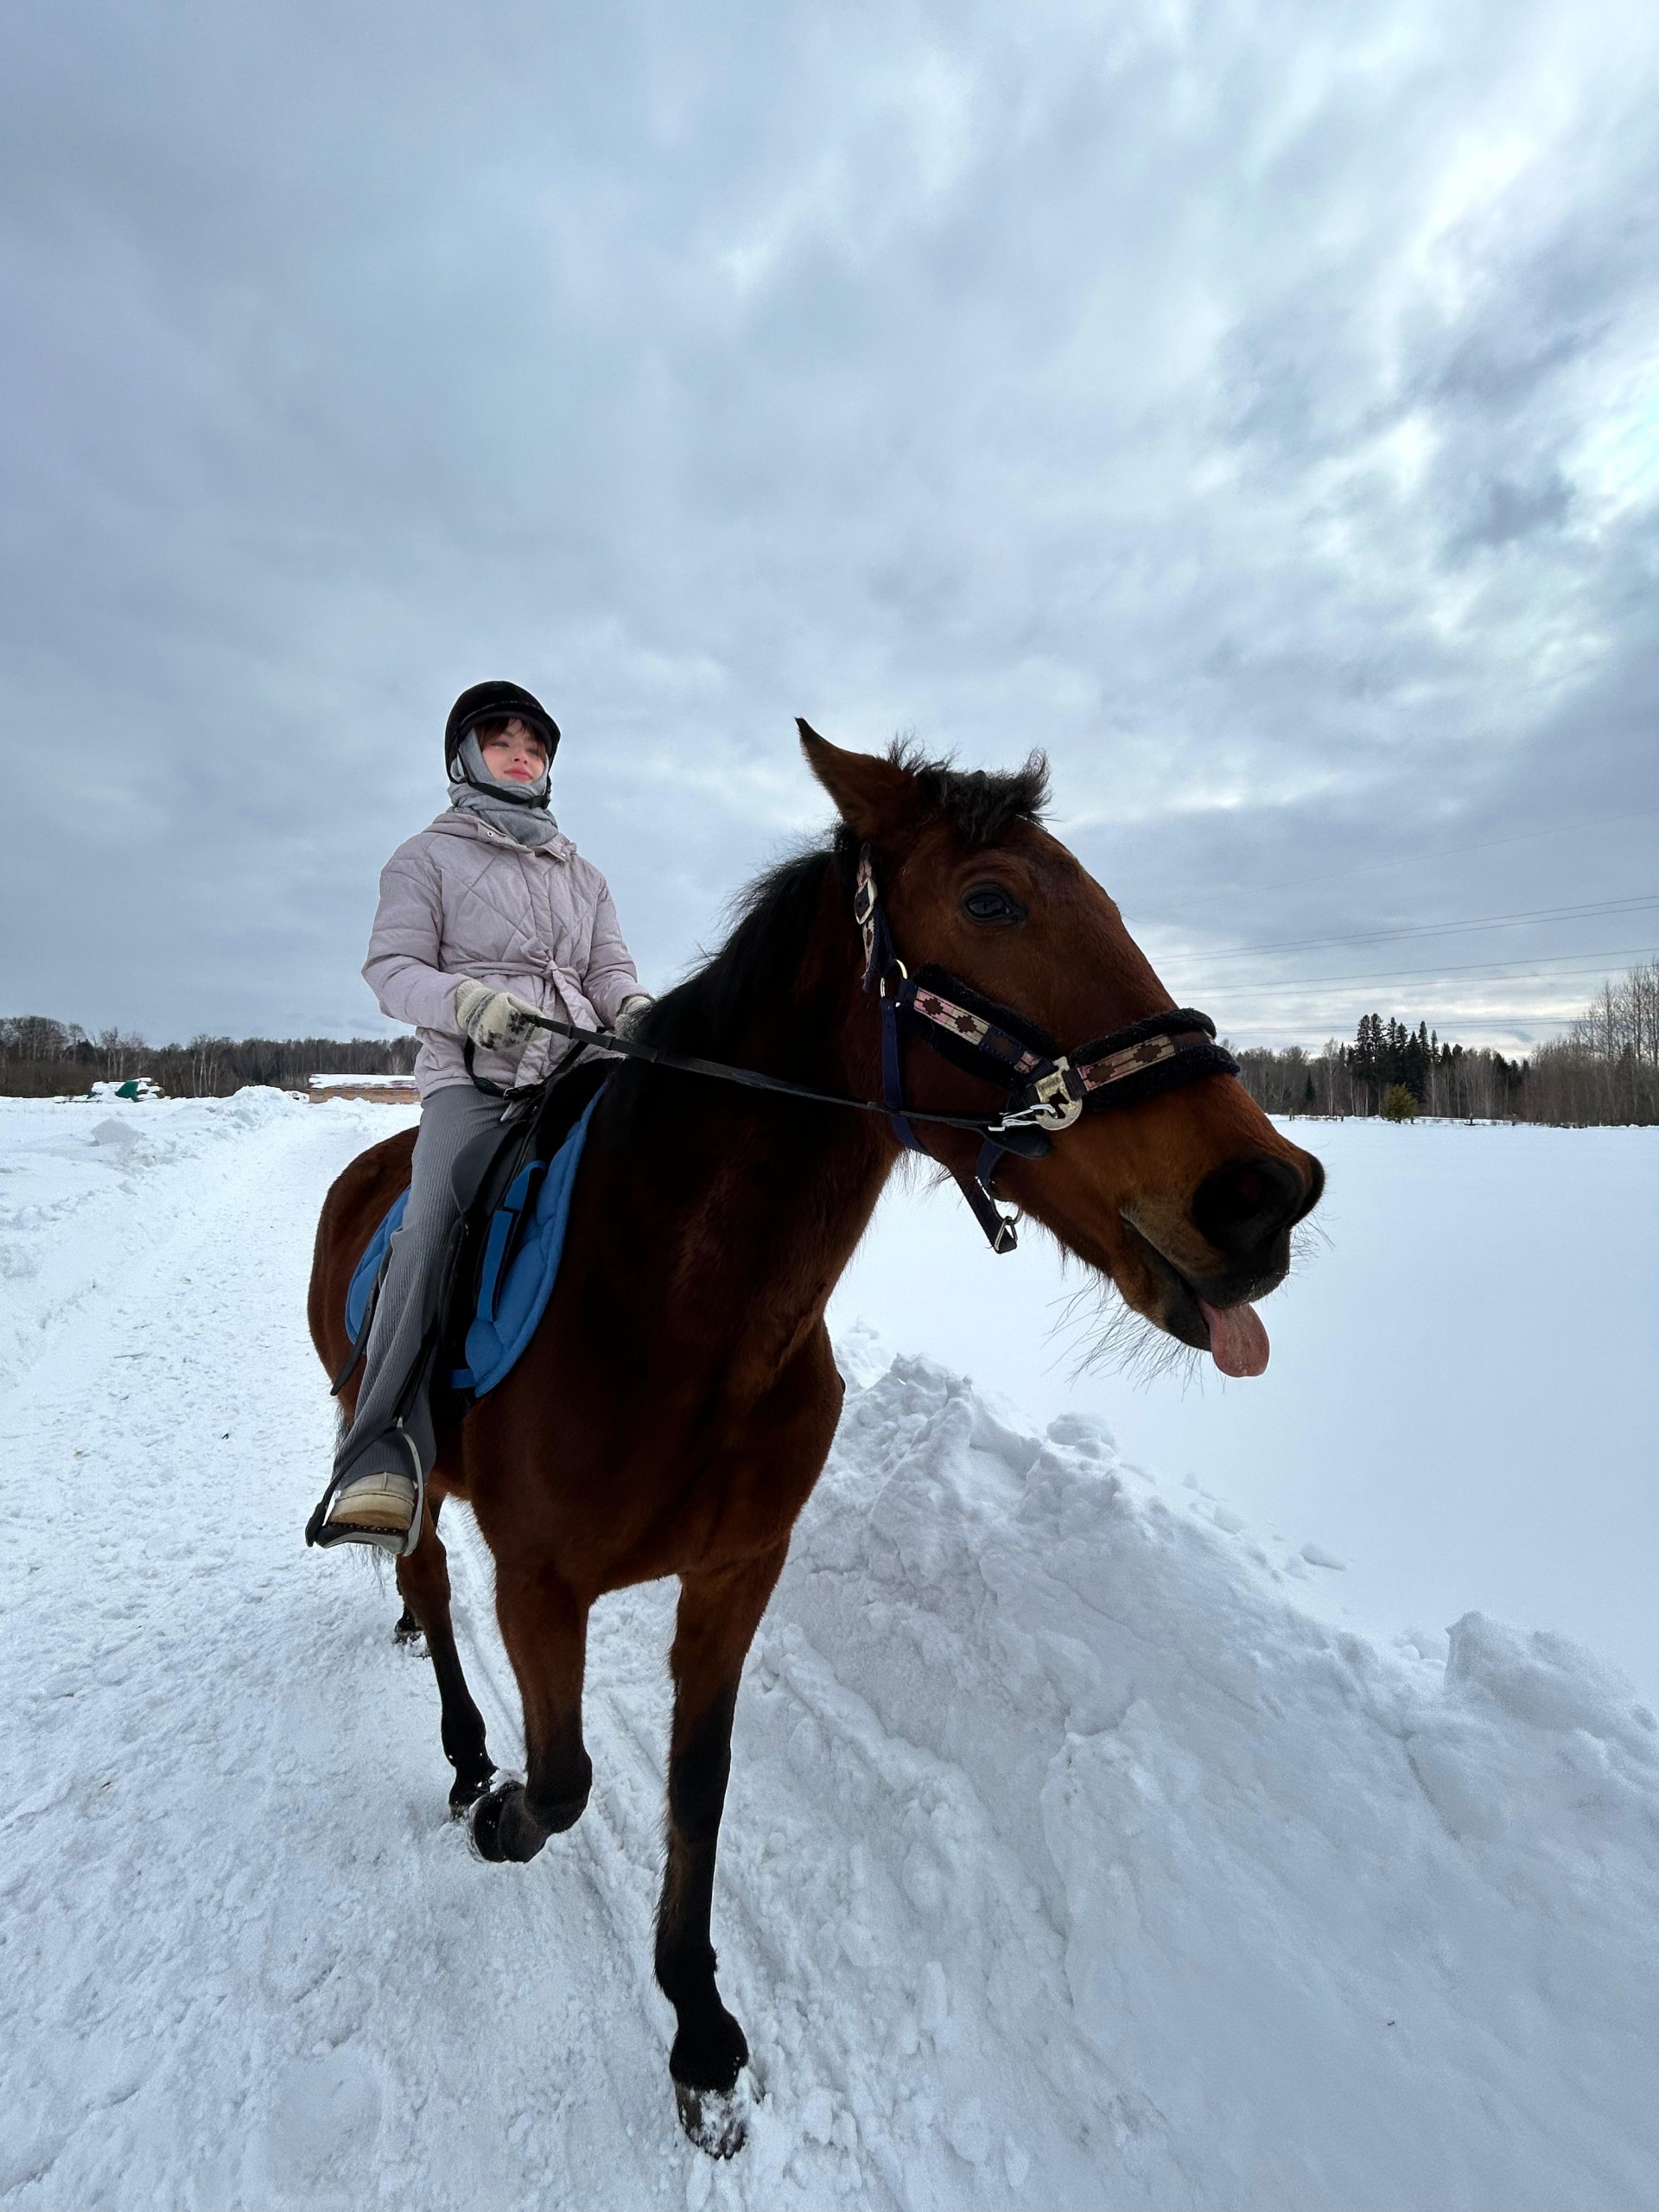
xmin=656 ymin=1544 xmax=788 ymax=2158
xmin=394 ymin=1493 xmax=497 ymax=1815
xmin=469 ymin=1559 xmax=591 ymax=1864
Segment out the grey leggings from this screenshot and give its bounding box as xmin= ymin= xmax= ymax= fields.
xmin=332 ymin=1083 xmax=505 ymax=1489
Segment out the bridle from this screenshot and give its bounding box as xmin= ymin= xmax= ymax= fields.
xmin=849 ymin=846 xmax=1236 ymax=1249
xmin=480 ymin=842 xmax=1237 ymax=1255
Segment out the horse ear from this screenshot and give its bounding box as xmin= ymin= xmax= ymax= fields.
xmin=797 ymin=721 xmax=919 ymax=841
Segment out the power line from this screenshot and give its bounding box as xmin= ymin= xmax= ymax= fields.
xmin=1409 ymin=1016 xmax=1598 ymax=1033
xmin=1172 ymin=892 xmax=1659 ymax=963
xmin=1238 ymin=1008 xmax=1610 ymax=1030
xmin=1192 ymin=945 xmax=1656 ymax=992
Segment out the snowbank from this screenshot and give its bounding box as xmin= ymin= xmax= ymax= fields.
xmin=738 ymin=1344 xmax=1659 ymax=2204
xmin=2 ymin=1098 xmax=1656 ymax=2208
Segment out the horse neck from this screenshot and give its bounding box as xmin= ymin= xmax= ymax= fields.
xmin=593 ymin=932 xmax=895 ymax=1369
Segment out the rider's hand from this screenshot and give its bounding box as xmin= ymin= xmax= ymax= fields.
xmin=453 ymin=979 xmax=543 ymax=1052
xmin=612 ymin=993 xmax=654 ymax=1040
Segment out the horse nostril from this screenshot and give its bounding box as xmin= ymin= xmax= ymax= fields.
xmin=1191 ymin=1154 xmax=1306 ymax=1260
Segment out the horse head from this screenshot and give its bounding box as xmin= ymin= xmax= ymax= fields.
xmin=801 ymin=723 xmax=1325 ymax=1376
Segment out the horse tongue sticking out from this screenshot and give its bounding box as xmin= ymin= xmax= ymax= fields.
xmin=1199 ymin=1299 xmax=1270 ymax=1377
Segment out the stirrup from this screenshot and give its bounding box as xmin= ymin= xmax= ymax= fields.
xmin=309 ymin=1429 xmax=425 ymax=1557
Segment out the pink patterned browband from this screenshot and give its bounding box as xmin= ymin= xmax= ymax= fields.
xmin=1071 ymin=1026 xmax=1211 ymax=1088
xmin=906 ymin=986 xmax=1046 ymax=1077
xmin=1071 ymin=1028 xmax=1211 ymax=1095
xmin=902 ymin=981 xmax=1219 ymax=1102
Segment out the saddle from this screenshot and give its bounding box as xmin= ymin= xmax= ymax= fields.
xmin=338 ymin=1057 xmax=611 ymax=1421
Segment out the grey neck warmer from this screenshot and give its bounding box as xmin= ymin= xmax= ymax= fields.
xmin=447 ymin=731 xmax=561 ymax=849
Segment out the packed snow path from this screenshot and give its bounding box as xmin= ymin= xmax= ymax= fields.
xmin=3 ymin=1093 xmax=1657 ymax=2209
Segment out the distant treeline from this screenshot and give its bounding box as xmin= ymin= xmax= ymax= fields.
xmin=0 ymin=1015 xmax=416 ymax=1098
xmin=1231 ymin=963 xmax=1659 ymax=1127
xmin=6 ymin=959 xmax=1657 ymax=1123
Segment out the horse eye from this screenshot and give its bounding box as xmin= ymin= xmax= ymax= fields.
xmin=962 ymin=884 xmax=1026 ymax=925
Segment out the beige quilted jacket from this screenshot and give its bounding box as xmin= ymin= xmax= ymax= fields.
xmin=363 ymin=812 xmax=640 ymax=1096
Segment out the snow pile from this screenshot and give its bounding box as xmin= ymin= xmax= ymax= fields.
xmin=2 ymin=1096 xmax=1656 ymax=2208
xmin=832 ymin=1120 xmax=1659 ymax=1700
xmin=731 ymin=1346 xmax=1659 ymax=2206
xmin=88 ymin=1078 xmax=165 ymax=1103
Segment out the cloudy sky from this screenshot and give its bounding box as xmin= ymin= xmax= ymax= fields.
xmin=3 ymin=0 xmax=1656 ymax=1052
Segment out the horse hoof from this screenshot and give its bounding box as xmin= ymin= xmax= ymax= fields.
xmin=467 ymin=1774 xmax=517 ymax=1860
xmin=674 ymin=2070 xmax=755 ymax=2159
xmin=391 ymin=1608 xmax=425 ymax=1651
xmin=467 ymin=1773 xmax=542 ymax=1863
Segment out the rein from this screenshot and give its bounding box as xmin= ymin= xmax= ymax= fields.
xmin=471 ymin=845 xmax=1236 ymax=1255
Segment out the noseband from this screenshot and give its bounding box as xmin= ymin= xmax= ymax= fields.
xmin=852 ymin=846 xmax=1237 ymax=1251
xmin=476 ymin=843 xmax=1237 ymax=1257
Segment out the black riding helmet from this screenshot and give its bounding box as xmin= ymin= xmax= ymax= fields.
xmin=443 ymin=680 xmax=563 ymax=779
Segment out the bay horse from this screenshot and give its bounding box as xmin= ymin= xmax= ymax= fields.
xmin=307 ymin=727 xmax=1324 ymax=2155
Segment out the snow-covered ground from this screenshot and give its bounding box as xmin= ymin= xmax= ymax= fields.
xmin=3 ymin=1092 xmax=1657 ymax=2209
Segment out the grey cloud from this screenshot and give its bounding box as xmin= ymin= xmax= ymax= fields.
xmin=2 ymin=0 xmax=1656 ymax=1053
xmin=1443 ymin=468 xmax=1573 ymax=550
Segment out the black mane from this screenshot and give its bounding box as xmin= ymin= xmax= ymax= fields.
xmin=889 ymin=741 xmax=1050 ymax=848
xmin=608 ymin=743 xmax=1050 ymax=1105
xmin=640 ymin=842 xmax=844 ymax=1069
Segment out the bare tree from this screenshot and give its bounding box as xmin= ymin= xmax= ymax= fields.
xmin=1230 ymin=962 xmax=1658 ymax=1128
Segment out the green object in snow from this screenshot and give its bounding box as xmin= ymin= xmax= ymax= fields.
xmin=116 ymin=1079 xmax=142 ymax=1100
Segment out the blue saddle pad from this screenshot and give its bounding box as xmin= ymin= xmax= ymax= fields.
xmin=344 ymin=1088 xmax=602 ymax=1402
xmin=345 ymin=1187 xmax=407 ymax=1343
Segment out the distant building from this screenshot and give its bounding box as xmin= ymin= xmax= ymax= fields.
xmin=308 ymin=1073 xmax=421 ymax=1105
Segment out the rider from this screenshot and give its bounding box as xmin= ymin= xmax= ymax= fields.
xmin=308 ymin=680 xmax=651 ymax=1557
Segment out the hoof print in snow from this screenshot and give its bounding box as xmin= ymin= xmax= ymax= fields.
xmin=674 ymin=2070 xmax=754 ymax=2159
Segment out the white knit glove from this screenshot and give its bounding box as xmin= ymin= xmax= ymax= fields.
xmin=612 ymin=993 xmax=655 ymax=1040
xmin=453 ymin=978 xmax=543 ymax=1052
